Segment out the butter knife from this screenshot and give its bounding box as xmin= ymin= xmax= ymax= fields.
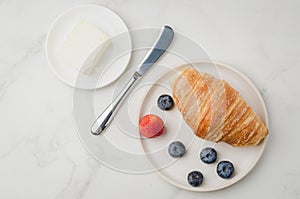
xmin=91 ymin=25 xmax=174 ymax=135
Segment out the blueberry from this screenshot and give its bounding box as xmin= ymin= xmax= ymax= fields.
xmin=187 ymin=171 xmax=203 ymax=187
xmin=200 ymin=147 xmax=217 ymax=164
xmin=157 ymin=94 xmax=174 ymax=110
xmin=168 ymin=141 xmax=186 ymax=158
xmin=217 ymin=160 xmax=234 ymax=179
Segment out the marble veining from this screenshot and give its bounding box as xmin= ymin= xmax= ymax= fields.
xmin=55 ymin=157 xmax=100 ymax=199
xmin=261 ymin=66 xmax=290 ymax=96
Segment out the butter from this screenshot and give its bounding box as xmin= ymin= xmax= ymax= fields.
xmin=61 ymin=19 xmax=110 ymax=75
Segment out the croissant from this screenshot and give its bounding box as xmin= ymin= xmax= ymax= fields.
xmin=171 ymin=68 xmax=268 ymax=147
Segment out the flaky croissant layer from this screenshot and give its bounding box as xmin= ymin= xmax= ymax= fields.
xmin=171 ymin=68 xmax=268 ymax=147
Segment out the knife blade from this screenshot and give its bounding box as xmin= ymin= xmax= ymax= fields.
xmin=136 ymin=25 xmax=174 ymax=76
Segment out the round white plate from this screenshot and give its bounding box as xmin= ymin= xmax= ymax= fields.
xmin=46 ymin=4 xmax=131 ymax=89
xmin=139 ymin=61 xmax=269 ymax=191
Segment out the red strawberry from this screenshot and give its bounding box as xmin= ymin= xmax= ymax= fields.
xmin=139 ymin=114 xmax=165 ymax=138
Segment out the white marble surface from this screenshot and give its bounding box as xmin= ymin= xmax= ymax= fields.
xmin=1 ymin=0 xmax=300 ymax=198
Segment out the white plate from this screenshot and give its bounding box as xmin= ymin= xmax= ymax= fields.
xmin=139 ymin=61 xmax=269 ymax=191
xmin=46 ymin=4 xmax=131 ymax=89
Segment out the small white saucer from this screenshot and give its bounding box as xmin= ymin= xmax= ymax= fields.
xmin=46 ymin=4 xmax=132 ymax=89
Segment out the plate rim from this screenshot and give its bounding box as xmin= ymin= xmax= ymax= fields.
xmin=139 ymin=60 xmax=269 ymax=192
xmin=45 ymin=4 xmax=132 ymax=89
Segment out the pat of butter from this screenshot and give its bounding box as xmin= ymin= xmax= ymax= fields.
xmin=61 ymin=19 xmax=110 ymax=75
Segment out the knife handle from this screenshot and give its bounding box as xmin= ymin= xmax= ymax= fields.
xmin=90 ymin=72 xmax=140 ymax=135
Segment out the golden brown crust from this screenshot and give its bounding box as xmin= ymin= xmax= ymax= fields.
xmin=171 ymin=68 xmax=268 ymax=147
